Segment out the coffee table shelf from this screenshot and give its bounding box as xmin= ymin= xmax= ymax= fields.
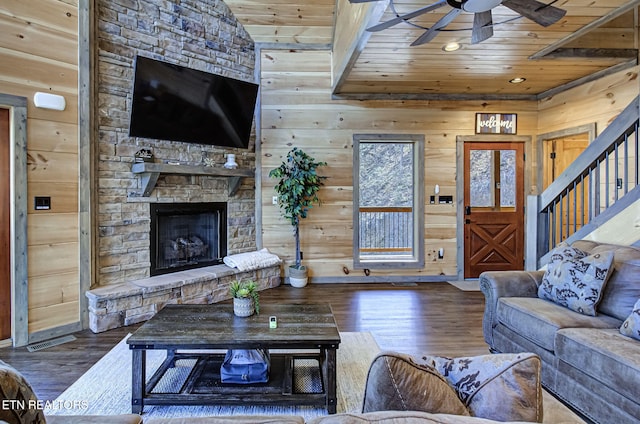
xmin=141 ymin=352 xmax=326 ymax=408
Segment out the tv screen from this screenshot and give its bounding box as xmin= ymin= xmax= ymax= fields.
xmin=128 ymin=56 xmax=259 ymax=149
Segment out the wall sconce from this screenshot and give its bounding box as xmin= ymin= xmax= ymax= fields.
xmin=224 ymin=154 xmax=238 ymax=169
xmin=33 ymin=92 xmax=66 ymax=111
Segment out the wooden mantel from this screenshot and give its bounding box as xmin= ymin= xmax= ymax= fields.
xmin=131 ymin=162 xmax=255 ymax=197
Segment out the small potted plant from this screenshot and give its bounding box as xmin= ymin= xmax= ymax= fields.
xmin=229 ymin=280 xmax=260 ymax=317
xmin=269 ymin=147 xmax=327 ymax=287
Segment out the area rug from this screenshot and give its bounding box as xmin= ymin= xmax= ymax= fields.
xmin=45 ymin=331 xmax=584 ymax=423
xmin=447 ymin=280 xmax=481 ymax=291
xmin=45 ymin=332 xmax=379 ymax=420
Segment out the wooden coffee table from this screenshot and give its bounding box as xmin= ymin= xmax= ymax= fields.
xmin=127 ymin=303 xmax=341 ymax=414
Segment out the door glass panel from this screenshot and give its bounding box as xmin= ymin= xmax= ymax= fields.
xmin=470 ymin=150 xmax=494 ymax=207
xmin=500 ymin=150 xmax=516 ymax=207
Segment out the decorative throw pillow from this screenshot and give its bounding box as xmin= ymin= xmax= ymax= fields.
xmin=0 ymin=360 xmax=46 ymax=424
xmin=620 ymin=298 xmax=640 ymax=341
xmin=419 ymin=353 xmax=542 ymax=423
xmin=362 ymin=352 xmax=470 ymax=416
xmin=544 ymin=243 xmax=588 ymax=268
xmin=538 ymin=248 xmax=614 ymax=316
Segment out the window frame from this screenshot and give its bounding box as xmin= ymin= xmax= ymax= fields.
xmin=352 ymin=134 xmax=425 ymax=269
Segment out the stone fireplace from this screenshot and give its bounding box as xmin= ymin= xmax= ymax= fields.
xmin=150 ymin=202 xmax=227 ymax=275
xmin=95 ymin=0 xmax=259 ymax=287
xmin=86 ymin=0 xmax=282 ymax=334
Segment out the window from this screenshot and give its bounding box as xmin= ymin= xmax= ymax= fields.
xmin=353 ymin=134 xmax=425 ymax=269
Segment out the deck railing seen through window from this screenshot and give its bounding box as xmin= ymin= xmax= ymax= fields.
xmin=359 ymin=207 xmax=413 ymax=255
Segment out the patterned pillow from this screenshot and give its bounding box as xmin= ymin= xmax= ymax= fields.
xmin=0 ymin=360 xmax=46 ymax=424
xmin=544 ymin=243 xmax=588 ymax=268
xmin=419 ymin=353 xmax=542 ymax=422
xmin=538 ymin=248 xmax=614 ymax=316
xmin=620 ymin=298 xmax=640 ymax=341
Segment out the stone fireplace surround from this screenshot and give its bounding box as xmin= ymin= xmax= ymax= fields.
xmin=88 ymin=0 xmax=274 ymax=333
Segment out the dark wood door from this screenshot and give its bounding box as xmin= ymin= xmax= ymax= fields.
xmin=464 ymin=142 xmax=525 ymax=278
xmin=1 ymin=108 xmax=10 ymax=341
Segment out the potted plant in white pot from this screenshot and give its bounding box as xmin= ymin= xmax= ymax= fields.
xmin=269 ymin=147 xmax=327 ymax=287
xmin=229 ymin=280 xmax=260 ymax=317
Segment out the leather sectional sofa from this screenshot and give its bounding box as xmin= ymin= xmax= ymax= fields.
xmin=480 ymin=240 xmax=640 ymax=424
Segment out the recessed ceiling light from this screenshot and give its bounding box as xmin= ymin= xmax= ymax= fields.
xmin=509 ymin=77 xmax=526 ymax=84
xmin=442 ymin=42 xmax=461 ymax=52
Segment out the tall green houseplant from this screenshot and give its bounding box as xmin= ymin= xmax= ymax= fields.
xmin=269 ymin=148 xmax=327 ymax=284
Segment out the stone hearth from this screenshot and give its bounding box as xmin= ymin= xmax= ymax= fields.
xmin=86 ymin=263 xmax=280 ymax=333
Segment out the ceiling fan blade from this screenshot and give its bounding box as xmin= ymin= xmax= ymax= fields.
xmin=502 ymin=0 xmax=566 ymax=27
xmin=411 ymin=8 xmax=462 ymax=46
xmin=367 ymin=0 xmax=448 ymax=32
xmin=471 ymin=10 xmax=493 ymax=44
xmin=348 ymin=0 xmax=383 ymax=3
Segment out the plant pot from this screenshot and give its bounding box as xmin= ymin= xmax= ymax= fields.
xmin=233 ymin=297 xmax=255 ymax=317
xmin=289 ymin=265 xmax=308 ymax=288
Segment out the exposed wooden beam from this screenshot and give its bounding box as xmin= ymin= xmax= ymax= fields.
xmin=331 ymin=92 xmax=538 ymax=101
xmin=530 ymin=0 xmax=640 ymax=60
xmin=256 ymin=42 xmax=331 ymax=50
xmin=332 ymin=0 xmax=390 ymax=94
xmin=541 ymin=48 xmax=638 ymax=59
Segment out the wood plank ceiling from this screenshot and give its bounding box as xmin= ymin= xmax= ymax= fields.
xmin=225 ymin=0 xmax=639 ymax=100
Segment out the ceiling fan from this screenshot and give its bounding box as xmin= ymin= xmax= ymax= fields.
xmin=352 ymin=0 xmax=567 ymax=46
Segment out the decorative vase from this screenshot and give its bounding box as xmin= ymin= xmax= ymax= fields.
xmin=289 ymin=265 xmax=308 ymax=288
xmin=233 ymin=297 xmax=254 ymax=317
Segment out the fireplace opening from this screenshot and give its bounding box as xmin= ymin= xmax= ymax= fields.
xmin=150 ymin=202 xmax=227 ymax=276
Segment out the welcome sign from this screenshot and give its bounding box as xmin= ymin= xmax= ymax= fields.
xmin=476 ymin=113 xmax=517 ymax=134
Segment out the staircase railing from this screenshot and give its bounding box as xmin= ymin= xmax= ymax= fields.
xmin=526 ymin=96 xmax=640 ymax=269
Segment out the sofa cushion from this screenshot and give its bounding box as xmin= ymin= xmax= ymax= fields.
xmin=308 ymin=410 xmax=521 ymax=423
xmin=145 ymin=417 xmax=305 ymax=424
xmin=620 ymin=298 xmax=640 ymax=340
xmin=590 ymin=244 xmax=640 ymax=320
xmin=422 ymin=353 xmax=542 ymax=423
xmin=47 ymin=416 xmax=143 ymax=424
xmin=538 ymin=247 xmax=614 ymax=316
xmin=362 ymin=352 xmax=470 ymax=416
xmin=555 ymin=328 xmax=640 ymax=403
xmin=497 ymin=297 xmax=620 ymax=351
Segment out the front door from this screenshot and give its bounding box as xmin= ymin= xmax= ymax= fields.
xmin=1 ymin=108 xmax=10 ymax=341
xmin=463 ymin=142 xmax=525 ymax=278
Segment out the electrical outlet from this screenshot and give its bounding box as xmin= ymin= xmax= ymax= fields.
xmin=272 ymin=196 xmax=278 ymax=205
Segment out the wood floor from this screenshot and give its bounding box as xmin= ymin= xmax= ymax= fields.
xmin=0 ymin=282 xmax=488 ymax=402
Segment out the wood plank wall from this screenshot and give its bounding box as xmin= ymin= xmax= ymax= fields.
xmin=260 ymin=49 xmax=640 ymax=281
xmin=0 ymin=0 xmax=80 ymax=334
xmin=260 ymin=49 xmax=540 ymax=280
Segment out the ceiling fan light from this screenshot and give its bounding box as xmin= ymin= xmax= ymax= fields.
xmin=462 ymin=0 xmax=502 ymax=13
xmin=509 ymin=77 xmax=526 ymax=84
xmin=443 ymin=42 xmax=461 ymax=52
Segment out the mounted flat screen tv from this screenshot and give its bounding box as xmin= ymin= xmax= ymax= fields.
xmin=128 ymin=56 xmax=259 ymax=149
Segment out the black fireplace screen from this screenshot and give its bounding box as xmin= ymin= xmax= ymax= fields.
xmin=150 ymin=202 xmax=227 ymax=275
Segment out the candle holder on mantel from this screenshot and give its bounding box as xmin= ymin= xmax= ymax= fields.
xmin=224 ymin=154 xmax=238 ymax=169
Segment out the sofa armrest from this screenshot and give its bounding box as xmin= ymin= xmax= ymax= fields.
xmin=479 ymin=270 xmax=544 ymax=350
